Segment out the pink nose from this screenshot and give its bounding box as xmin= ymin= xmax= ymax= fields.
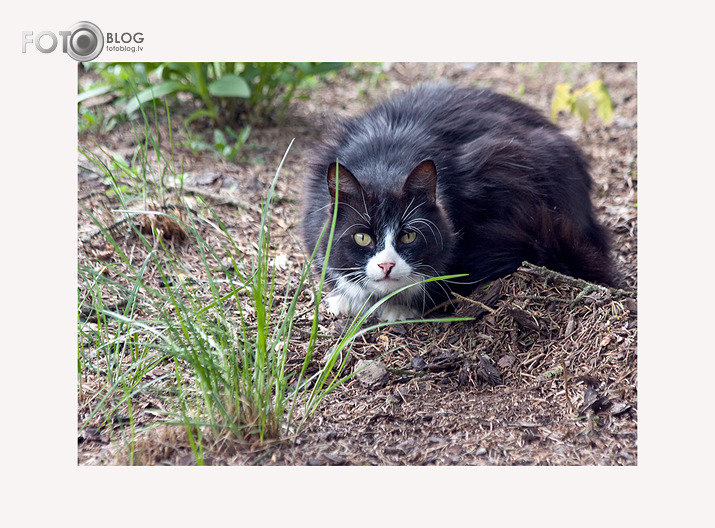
xmin=378 ymin=262 xmax=395 ymax=276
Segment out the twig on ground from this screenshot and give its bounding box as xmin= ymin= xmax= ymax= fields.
xmin=450 ymin=292 xmax=497 ymax=314
xmin=520 ymin=261 xmax=636 ymax=300
xmin=514 ymin=294 xmax=571 ymax=304
xmin=423 ymin=298 xmax=458 ymax=316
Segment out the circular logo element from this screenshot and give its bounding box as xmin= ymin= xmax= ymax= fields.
xmin=67 ymin=21 xmax=103 ymax=61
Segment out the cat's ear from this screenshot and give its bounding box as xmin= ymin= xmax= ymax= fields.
xmin=327 ymin=162 xmax=362 ymax=203
xmin=404 ymin=159 xmax=438 ymax=203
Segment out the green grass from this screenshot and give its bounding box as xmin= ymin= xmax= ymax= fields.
xmin=78 ymin=62 xmax=349 ymax=162
xmin=77 ymin=96 xmax=469 ymax=464
xmin=78 ymin=140 xmax=319 ymax=455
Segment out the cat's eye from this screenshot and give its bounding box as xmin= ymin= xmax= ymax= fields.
xmin=400 ymin=231 xmax=417 ymax=244
xmin=354 ymin=233 xmax=372 ymax=246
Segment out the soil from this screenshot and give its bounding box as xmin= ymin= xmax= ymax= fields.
xmin=77 ymin=62 xmax=637 ymax=466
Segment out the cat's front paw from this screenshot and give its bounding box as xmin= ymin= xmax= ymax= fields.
xmin=325 ymin=292 xmax=354 ymax=317
xmin=379 ymin=304 xmax=421 ymax=322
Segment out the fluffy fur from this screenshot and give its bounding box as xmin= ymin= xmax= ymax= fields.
xmin=302 ymin=83 xmax=614 ymax=321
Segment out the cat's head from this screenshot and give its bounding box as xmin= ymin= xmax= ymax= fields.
xmin=321 ymin=159 xmax=454 ymax=312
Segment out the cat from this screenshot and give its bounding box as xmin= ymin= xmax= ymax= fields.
xmin=301 ymin=83 xmax=614 ymax=322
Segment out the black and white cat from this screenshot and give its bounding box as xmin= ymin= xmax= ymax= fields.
xmin=302 ymin=83 xmax=614 ymax=321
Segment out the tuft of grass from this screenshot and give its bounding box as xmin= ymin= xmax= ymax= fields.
xmin=78 ymin=99 xmax=469 ymax=464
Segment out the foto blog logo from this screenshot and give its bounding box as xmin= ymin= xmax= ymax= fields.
xmin=22 ymin=21 xmax=104 ymax=61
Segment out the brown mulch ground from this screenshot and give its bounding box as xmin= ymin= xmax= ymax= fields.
xmin=78 ymin=62 xmax=637 ymax=466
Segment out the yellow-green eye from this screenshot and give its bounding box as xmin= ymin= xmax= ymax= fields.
xmin=354 ymin=233 xmax=372 ymax=246
xmin=400 ymin=231 xmax=417 ymax=244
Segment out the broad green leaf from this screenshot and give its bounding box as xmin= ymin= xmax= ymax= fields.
xmin=289 ymin=62 xmax=312 ymax=73
xmin=78 ymin=84 xmax=114 ymax=103
xmin=125 ymin=80 xmax=187 ymax=114
xmin=208 ymin=74 xmax=251 ymax=98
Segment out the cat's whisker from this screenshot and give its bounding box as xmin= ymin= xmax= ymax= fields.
xmin=412 ymin=262 xmax=440 ymax=277
xmin=401 ymin=196 xmax=422 ymax=222
xmin=401 ymin=196 xmax=415 ymax=222
xmin=405 ymin=217 xmax=443 ymax=247
xmin=359 ymin=190 xmax=371 ymax=223
xmin=404 ymin=198 xmax=427 ymax=219
xmin=337 ymin=200 xmax=371 ymax=225
xmin=410 ymin=264 xmax=460 ymax=306
xmin=327 ymin=266 xmax=362 ymax=272
xmin=330 ymin=269 xmax=364 ymax=282
xmin=309 ymin=203 xmax=335 ymax=216
xmin=408 ymin=224 xmax=429 ymax=244
xmin=411 ymin=261 xmax=480 ymax=287
xmin=337 ymin=222 xmax=370 ymax=241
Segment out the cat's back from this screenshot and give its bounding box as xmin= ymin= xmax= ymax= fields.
xmin=309 ymin=84 xmax=558 ymax=180
xmin=338 ymin=84 xmax=545 ymax=141
xmin=369 ymin=83 xmax=551 ymax=132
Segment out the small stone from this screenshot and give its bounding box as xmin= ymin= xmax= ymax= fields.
xmin=354 ymin=359 xmax=389 ymax=389
xmin=187 ymin=171 xmax=221 ymax=185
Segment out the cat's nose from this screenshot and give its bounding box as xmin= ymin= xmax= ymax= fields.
xmin=378 ymin=262 xmax=395 ymax=276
